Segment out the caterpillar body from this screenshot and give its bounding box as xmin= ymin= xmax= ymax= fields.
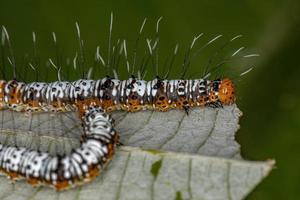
xmin=0 ymin=77 xmax=235 ymax=190
xmin=0 ymin=12 xmax=255 ymax=191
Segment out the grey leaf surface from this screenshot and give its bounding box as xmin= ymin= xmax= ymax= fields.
xmin=113 ymin=104 xmax=241 ymax=159
xmin=0 ymin=105 xmax=274 ymax=200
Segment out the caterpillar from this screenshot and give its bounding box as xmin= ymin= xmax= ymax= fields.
xmin=0 ymin=15 xmax=256 ymax=190
xmin=0 ymin=104 xmax=117 ymax=190
xmin=0 ymin=76 xmax=235 ymax=190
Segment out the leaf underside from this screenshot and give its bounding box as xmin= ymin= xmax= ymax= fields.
xmin=0 ymin=105 xmax=274 ymax=200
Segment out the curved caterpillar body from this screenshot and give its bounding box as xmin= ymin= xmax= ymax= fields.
xmin=0 ymin=77 xmax=235 ymax=190
xmin=0 ymin=105 xmax=117 ymax=190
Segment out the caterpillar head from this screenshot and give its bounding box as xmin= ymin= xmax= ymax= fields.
xmin=217 ymin=78 xmax=235 ymax=105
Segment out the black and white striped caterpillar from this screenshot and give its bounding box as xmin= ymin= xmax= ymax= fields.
xmin=0 ymin=13 xmax=258 ymax=190
xmin=0 ymin=76 xmax=235 ymax=190
xmin=0 ymin=104 xmax=117 ymax=190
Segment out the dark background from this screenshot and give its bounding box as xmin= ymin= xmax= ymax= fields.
xmin=0 ymin=0 xmax=299 ymax=199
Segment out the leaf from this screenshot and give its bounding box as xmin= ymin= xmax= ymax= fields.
xmin=113 ymin=104 xmax=242 ymax=158
xmin=0 ymin=105 xmax=274 ymax=200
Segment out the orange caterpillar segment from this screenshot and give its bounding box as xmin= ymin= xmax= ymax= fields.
xmin=217 ymin=78 xmax=236 ymax=105
xmin=101 ymin=98 xmax=117 ymax=112
xmin=154 ymin=94 xmax=170 ymax=111
xmin=196 ymin=96 xmax=206 ymax=107
xmin=0 ymin=80 xmax=6 ymax=109
xmin=3 ymin=80 xmax=25 ymax=111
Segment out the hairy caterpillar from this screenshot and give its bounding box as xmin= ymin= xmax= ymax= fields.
xmin=0 ymin=76 xmax=235 ymax=190
xmin=0 ymin=14 xmax=255 ymax=190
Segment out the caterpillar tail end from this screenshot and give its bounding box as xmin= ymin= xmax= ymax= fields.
xmin=0 ymin=80 xmax=6 ymax=110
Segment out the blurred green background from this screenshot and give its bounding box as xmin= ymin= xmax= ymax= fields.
xmin=0 ymin=0 xmax=299 ymax=199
